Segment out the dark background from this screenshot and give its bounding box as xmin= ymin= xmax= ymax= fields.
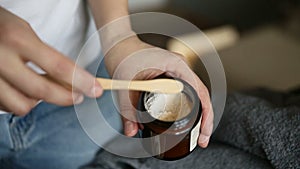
xmin=129 ymin=0 xmax=300 ymax=92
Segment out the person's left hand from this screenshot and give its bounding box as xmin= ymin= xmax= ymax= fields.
xmin=104 ymin=36 xmax=213 ymax=148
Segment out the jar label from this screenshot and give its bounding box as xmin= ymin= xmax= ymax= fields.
xmin=190 ymin=116 xmax=202 ymax=152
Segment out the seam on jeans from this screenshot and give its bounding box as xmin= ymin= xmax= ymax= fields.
xmin=8 ymin=115 xmax=21 ymax=151
xmin=4 ymin=115 xmax=14 ymax=151
xmin=0 ymin=115 xmax=15 ymax=158
xmin=8 ymin=114 xmax=34 ymax=151
xmin=17 ymin=114 xmax=35 ymax=149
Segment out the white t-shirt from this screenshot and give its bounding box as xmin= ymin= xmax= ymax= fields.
xmin=0 ymin=0 xmax=100 ymax=114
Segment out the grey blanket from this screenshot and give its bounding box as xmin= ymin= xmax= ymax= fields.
xmin=83 ymin=88 xmax=300 ymax=169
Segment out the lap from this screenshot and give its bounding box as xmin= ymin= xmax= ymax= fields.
xmin=0 ymin=60 xmax=122 ymax=169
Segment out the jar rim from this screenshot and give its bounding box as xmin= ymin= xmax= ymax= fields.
xmin=138 ymin=79 xmax=201 ymax=130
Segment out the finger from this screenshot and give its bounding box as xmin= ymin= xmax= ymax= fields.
xmin=187 ymin=72 xmax=214 ymax=148
xmin=179 ymin=72 xmax=213 ymax=148
xmin=0 ymin=77 xmax=37 ymax=116
xmin=166 ymin=56 xmax=214 ymax=148
xmin=179 ymin=72 xmax=214 ymax=148
xmin=118 ymin=90 xmax=139 ymax=136
xmin=184 ymin=72 xmax=214 ymax=148
xmin=186 ymin=72 xmax=214 ymax=148
xmin=0 ymin=105 xmax=7 ymax=112
xmin=22 ymin=40 xmax=102 ymax=98
xmin=0 ymin=58 xmax=84 ymax=106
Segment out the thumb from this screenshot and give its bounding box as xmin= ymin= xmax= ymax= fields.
xmin=118 ymin=90 xmax=139 ymax=137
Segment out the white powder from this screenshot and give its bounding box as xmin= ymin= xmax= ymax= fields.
xmin=144 ymin=92 xmax=193 ymax=121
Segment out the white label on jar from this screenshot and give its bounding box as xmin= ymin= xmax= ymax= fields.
xmin=190 ymin=116 xmax=202 ymax=152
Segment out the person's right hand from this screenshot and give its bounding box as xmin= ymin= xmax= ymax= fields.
xmin=0 ymin=7 xmax=103 ymax=116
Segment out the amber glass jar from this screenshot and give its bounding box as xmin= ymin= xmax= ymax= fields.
xmin=137 ymin=79 xmax=201 ymax=161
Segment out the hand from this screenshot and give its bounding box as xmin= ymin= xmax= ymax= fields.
xmin=105 ymin=36 xmax=214 ymax=148
xmin=0 ymin=7 xmax=102 ymax=115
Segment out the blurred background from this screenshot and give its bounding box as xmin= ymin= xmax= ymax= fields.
xmin=128 ymin=0 xmax=300 ymax=92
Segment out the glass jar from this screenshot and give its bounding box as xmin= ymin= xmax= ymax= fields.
xmin=137 ymin=79 xmax=202 ymax=161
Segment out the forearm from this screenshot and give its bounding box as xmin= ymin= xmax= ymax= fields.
xmin=88 ymin=0 xmax=129 ymax=28
xmin=88 ymin=0 xmax=136 ymax=53
xmin=88 ymin=0 xmax=149 ymax=75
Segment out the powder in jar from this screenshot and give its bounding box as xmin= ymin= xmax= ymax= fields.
xmin=144 ymin=92 xmax=193 ymax=122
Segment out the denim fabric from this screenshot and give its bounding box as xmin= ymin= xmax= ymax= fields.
xmin=0 ymin=60 xmax=122 ymax=169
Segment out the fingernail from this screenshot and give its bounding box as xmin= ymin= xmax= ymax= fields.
xmin=91 ymin=85 xmax=102 ymax=97
xmin=125 ymin=121 xmax=134 ymax=136
xmin=198 ymin=134 xmax=210 ymax=144
xmin=74 ymin=94 xmax=84 ymax=104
